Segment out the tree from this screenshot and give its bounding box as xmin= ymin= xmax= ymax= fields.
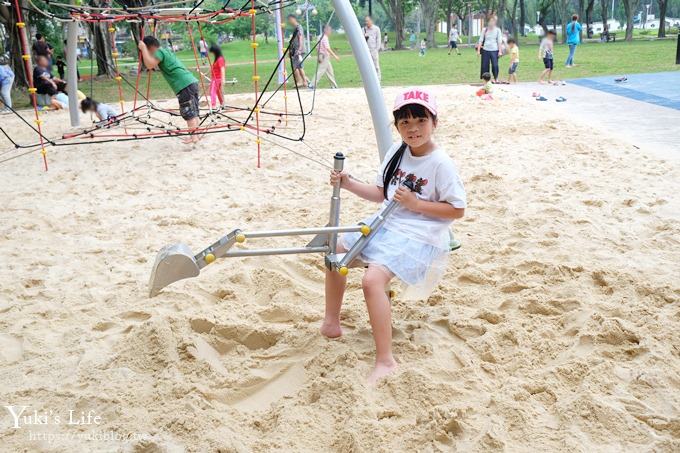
xmin=420 ymin=0 xmax=440 ymax=46
xmin=657 ymin=0 xmax=668 ymax=37
xmin=555 ymin=0 xmax=571 ymax=42
xmin=376 ymin=0 xmax=414 ymax=49
xmin=519 ymin=0 xmax=526 ymax=35
xmin=600 ymin=0 xmax=608 ymax=35
xmin=536 ymin=0 xmax=555 ymax=34
xmin=622 ymin=0 xmax=639 ymax=40
xmin=585 ymin=0 xmax=595 ymax=38
xmin=87 ymin=4 xmax=116 ymax=78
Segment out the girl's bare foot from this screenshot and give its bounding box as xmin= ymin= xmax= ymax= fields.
xmin=367 ymin=358 xmax=398 ymax=385
xmin=320 ymin=321 xmax=342 ymax=338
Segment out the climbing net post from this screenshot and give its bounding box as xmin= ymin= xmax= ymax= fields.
xmin=13 ymin=0 xmax=49 ymax=171
xmin=249 ymin=2 xmax=262 ymax=168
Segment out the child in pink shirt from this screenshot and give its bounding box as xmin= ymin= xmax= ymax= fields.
xmin=209 ymin=44 xmax=226 ymax=108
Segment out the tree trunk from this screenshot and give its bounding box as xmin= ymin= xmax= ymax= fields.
xmin=507 ymin=0 xmax=518 ymax=37
xmin=600 ymin=0 xmax=608 ymax=35
xmin=585 ymin=0 xmax=594 ymax=38
xmin=497 ymin=0 xmax=506 ymax=30
xmin=555 ymin=0 xmax=569 ymax=42
xmin=420 ymin=0 xmax=439 ymax=47
xmin=657 ymin=0 xmax=667 ymax=37
xmin=377 ymin=0 xmax=406 ymax=49
xmin=623 ymin=0 xmax=639 ymax=41
xmin=88 ymin=21 xmax=116 ymax=77
xmin=0 ymin=1 xmax=32 ymax=87
xmin=519 ymin=0 xmax=526 ymax=35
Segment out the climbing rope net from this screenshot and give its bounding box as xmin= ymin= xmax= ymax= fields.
xmin=1 ymin=0 xmax=330 ymax=170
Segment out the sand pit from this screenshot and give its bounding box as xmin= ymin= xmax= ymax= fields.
xmin=0 ymin=85 xmax=679 ymax=451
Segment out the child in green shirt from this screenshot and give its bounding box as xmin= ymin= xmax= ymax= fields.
xmin=138 ymin=36 xmax=201 ymax=144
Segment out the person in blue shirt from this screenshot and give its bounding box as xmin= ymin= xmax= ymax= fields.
xmin=0 ymin=62 xmax=14 ymax=113
xmin=565 ymin=14 xmax=582 ymax=67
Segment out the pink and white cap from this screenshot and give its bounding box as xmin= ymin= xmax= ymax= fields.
xmin=392 ymin=88 xmax=437 ymax=116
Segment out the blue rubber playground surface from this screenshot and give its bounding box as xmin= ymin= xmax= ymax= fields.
xmin=570 ymin=71 xmax=680 ymax=111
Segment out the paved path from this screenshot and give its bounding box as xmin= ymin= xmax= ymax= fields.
xmin=499 ymin=77 xmax=680 ymax=158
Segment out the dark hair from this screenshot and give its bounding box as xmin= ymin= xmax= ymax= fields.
xmin=36 ymin=33 xmax=43 ymax=40
xmin=209 ymin=44 xmax=222 ymax=59
xmin=382 ymin=104 xmax=437 ymax=199
xmin=80 ymin=97 xmax=98 ymax=113
xmin=287 ymin=14 xmax=297 ymax=20
xmin=572 ymin=14 xmax=578 ymax=21
xmin=481 ymin=72 xmax=492 ymax=81
xmin=55 ymin=81 xmax=66 ymax=93
xmin=547 ymin=30 xmax=556 ymax=36
xmin=143 ymin=36 xmax=160 ymax=48
xmin=507 ymin=37 xmax=516 ymax=44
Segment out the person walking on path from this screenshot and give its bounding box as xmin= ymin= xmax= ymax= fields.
xmin=363 ymin=16 xmax=381 ymax=81
xmin=313 ymin=25 xmax=340 ymax=89
xmin=476 ymin=16 xmax=503 ymax=83
xmin=565 ymin=15 xmax=582 ymax=67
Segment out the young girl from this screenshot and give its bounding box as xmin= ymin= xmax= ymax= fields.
xmin=80 ymin=97 xmax=118 ymax=121
xmin=324 ymin=88 xmax=466 ymax=384
xmin=209 ymin=44 xmax=226 ymax=109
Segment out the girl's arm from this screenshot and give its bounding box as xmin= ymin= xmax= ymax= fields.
xmin=331 ymin=171 xmax=383 ymax=203
xmin=221 ymin=64 xmax=226 ymax=81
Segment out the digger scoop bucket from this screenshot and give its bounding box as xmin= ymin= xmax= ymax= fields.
xmin=148 ymin=243 xmax=200 ymax=297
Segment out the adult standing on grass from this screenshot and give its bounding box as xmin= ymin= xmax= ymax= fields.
xmin=138 ymin=36 xmax=201 ymax=144
xmin=565 ymin=15 xmax=582 ymax=67
xmin=313 ymin=25 xmax=340 ymax=89
xmin=476 ymin=16 xmax=503 ymax=83
xmin=363 ymin=16 xmax=381 ymax=81
xmin=288 ymin=14 xmax=312 ymax=89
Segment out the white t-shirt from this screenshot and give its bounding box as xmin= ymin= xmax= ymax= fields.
xmin=449 ymin=29 xmax=459 ymax=41
xmin=199 ymin=40 xmax=207 ymax=53
xmin=374 ymin=143 xmax=467 ymax=249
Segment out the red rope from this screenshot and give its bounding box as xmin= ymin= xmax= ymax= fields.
xmin=12 ymin=0 xmax=48 ymax=171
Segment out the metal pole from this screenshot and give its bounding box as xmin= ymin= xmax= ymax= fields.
xmin=676 ymin=33 xmax=680 ymax=64
xmin=225 ymin=246 xmax=329 ymax=257
xmin=305 ymin=6 xmax=311 ymax=53
xmin=468 ymin=3 xmax=472 ymax=46
xmin=328 ymin=152 xmax=345 ymax=254
xmin=243 ymin=225 xmax=361 ymax=238
xmin=331 ymin=0 xmax=392 ymax=161
xmin=67 ymin=18 xmax=80 ymax=127
xmin=274 ymin=0 xmax=284 ymax=83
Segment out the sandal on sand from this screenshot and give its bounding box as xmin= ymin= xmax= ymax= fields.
xmin=556 ymin=96 xmax=567 ymax=102
xmin=531 ymin=91 xmax=540 ymax=98
xmin=615 ymin=76 xmax=627 ymax=83
xmin=449 ymin=238 xmax=462 ymax=251
xmin=536 ymin=96 xmax=548 ymax=101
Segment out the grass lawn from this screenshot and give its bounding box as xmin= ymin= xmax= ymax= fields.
xmin=10 ymin=35 xmax=679 ymax=109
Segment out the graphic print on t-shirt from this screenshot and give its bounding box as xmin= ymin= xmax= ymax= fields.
xmin=390 ymin=169 xmax=428 ymax=194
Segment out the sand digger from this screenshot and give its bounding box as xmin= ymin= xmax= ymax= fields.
xmin=148 ymin=152 xmax=415 ymax=297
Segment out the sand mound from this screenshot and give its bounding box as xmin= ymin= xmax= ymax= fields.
xmin=0 ymin=85 xmax=679 ymax=451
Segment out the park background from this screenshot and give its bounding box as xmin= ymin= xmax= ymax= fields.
xmin=1 ymin=0 xmax=679 ymax=109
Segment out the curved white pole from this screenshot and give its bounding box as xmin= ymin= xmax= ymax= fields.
xmin=331 ymin=0 xmax=392 ymax=161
